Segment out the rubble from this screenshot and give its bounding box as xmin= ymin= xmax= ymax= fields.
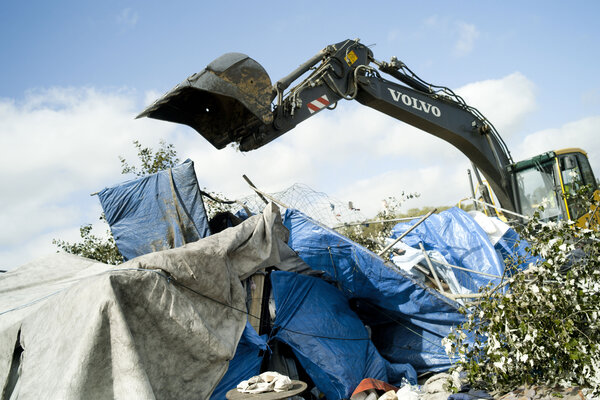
xmin=0 ymin=164 xmax=572 ymax=399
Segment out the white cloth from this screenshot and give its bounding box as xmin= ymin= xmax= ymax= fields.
xmin=468 ymin=211 xmax=510 ymax=245
xmin=237 ymin=371 xmax=293 ymax=393
xmin=389 ymin=241 xmax=469 ymax=296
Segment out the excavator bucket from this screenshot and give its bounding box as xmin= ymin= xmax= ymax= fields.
xmin=137 ymin=53 xmax=274 ymax=149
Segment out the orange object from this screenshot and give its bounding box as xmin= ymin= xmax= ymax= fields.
xmin=351 ymin=378 xmax=399 ymax=396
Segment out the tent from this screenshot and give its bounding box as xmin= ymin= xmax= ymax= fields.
xmin=282 ymin=209 xmax=464 ymax=373
xmin=0 ymin=204 xmax=286 ymax=399
xmin=270 ymin=270 xmax=416 ymax=399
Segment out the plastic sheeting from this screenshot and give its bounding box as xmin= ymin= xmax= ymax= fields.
xmin=0 ymin=204 xmax=286 ymax=400
xmin=494 ymin=229 xmax=539 ymax=272
xmin=211 ymin=322 xmax=268 ymax=400
xmin=469 ymin=211 xmax=538 ymax=272
xmin=270 ymin=271 xmax=416 ymax=400
xmin=282 ymin=209 xmax=464 ymax=373
xmin=389 ymin=241 xmax=466 ymax=297
xmin=98 ymin=159 xmax=211 ymax=261
xmin=390 ymin=207 xmax=504 ymax=293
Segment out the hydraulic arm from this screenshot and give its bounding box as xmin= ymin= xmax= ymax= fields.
xmin=138 ymin=39 xmax=517 ymax=212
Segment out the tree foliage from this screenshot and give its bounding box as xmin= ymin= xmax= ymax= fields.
xmin=52 ymin=215 xmax=123 ymax=265
xmin=53 ymin=139 xmax=181 ymax=264
xmin=336 ymin=192 xmax=457 ymax=253
xmin=444 ymin=185 xmax=600 ymax=395
xmin=119 ymin=139 xmax=179 ymax=176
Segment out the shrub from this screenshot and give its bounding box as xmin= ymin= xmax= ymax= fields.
xmin=444 ymin=185 xmax=600 ymax=394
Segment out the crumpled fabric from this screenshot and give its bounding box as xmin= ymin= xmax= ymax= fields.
xmin=421 ymin=372 xmax=462 ymax=400
xmin=378 ymin=390 xmax=398 ymax=400
xmin=390 ymin=207 xmax=504 ymax=292
xmin=236 ymin=371 xmax=293 ymax=393
xmin=98 ymin=159 xmax=211 ymax=261
xmin=283 ymin=209 xmax=464 ymax=374
xmin=388 ymin=240 xmax=468 ymax=296
xmin=350 ymin=381 xmax=420 ymax=400
xmin=0 ymin=203 xmax=287 ymax=400
xmin=395 ymin=383 xmax=420 ymax=400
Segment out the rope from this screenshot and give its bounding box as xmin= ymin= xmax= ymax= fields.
xmin=0 ymin=268 xmax=169 ymax=316
xmin=1 ymin=265 xmax=450 ymax=350
xmin=168 ymin=168 xmax=191 ymax=244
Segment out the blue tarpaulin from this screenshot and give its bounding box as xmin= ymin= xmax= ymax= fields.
xmin=211 ymin=322 xmax=268 ymax=400
xmin=270 ymin=271 xmax=416 ymax=400
xmin=390 ymin=207 xmax=504 ymax=292
xmin=493 ymin=228 xmax=539 ymax=272
xmin=98 ymin=159 xmax=211 ymax=261
xmin=282 ymin=209 xmax=464 ymax=373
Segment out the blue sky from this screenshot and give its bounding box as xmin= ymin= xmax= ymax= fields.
xmin=2 ymin=1 xmax=600 ymax=269
xmin=3 ymin=1 xmax=599 ymax=124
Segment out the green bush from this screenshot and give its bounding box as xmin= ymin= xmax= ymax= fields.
xmin=444 ymin=185 xmax=600 ymax=394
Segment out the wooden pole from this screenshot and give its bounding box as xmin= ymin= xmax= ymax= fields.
xmin=242 ymin=174 xmax=269 ymax=205
xmin=420 ymin=242 xmax=445 ymax=294
xmin=377 ymin=209 xmax=436 ymax=257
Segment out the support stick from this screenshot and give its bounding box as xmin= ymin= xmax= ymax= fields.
xmin=377 ymin=209 xmax=436 ymax=257
xmin=420 ymin=242 xmax=445 ymax=294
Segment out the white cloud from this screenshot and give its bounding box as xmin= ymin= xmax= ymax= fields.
xmin=423 ymin=15 xmax=441 ymax=28
xmin=3 ymin=73 xmax=596 ymax=270
xmin=515 ymin=116 xmax=600 ymax=174
xmin=456 ymin=72 xmax=537 ymax=138
xmin=336 ymin=162 xmax=471 ymax=217
xmin=454 ymin=22 xmax=479 ymax=56
xmin=581 ymin=88 xmax=600 ymax=108
xmin=418 ymin=16 xmax=479 ymax=57
xmin=0 ymin=87 xmax=175 ymax=269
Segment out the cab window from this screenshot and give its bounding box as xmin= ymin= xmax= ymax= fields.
xmin=516 ymin=161 xmax=562 ymax=220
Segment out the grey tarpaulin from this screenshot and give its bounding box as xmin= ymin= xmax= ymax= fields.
xmin=0 ymin=203 xmax=287 ymax=400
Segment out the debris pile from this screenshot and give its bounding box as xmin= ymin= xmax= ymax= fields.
xmin=0 ymin=161 xmax=545 ymax=399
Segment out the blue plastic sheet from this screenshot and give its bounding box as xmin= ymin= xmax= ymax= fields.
xmin=211 ymin=322 xmax=268 ymax=400
xmin=98 ymin=159 xmax=211 ymax=261
xmin=270 ymin=271 xmax=416 ymax=400
xmin=390 ymin=207 xmax=504 ymax=292
xmin=283 ymin=209 xmax=464 ymax=373
xmin=494 ymin=228 xmax=539 ymax=273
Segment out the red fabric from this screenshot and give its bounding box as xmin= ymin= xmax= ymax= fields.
xmin=351 ymin=378 xmax=398 ymax=396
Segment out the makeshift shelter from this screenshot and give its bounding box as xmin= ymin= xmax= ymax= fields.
xmin=0 ymin=204 xmax=287 ymax=399
xmin=389 ymin=207 xmax=505 ymax=293
xmin=98 ymin=159 xmax=211 ymax=261
xmin=210 ymin=322 xmax=268 ymax=400
xmin=282 ymin=209 xmax=464 ymax=373
xmin=468 ymin=210 xmax=539 ymax=272
xmin=3 ymin=170 xmax=538 ymax=399
xmin=389 ymin=208 xmax=537 ymax=296
xmin=270 ymin=270 xmax=417 ymax=399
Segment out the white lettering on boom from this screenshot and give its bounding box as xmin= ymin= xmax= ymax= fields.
xmin=387 ymin=88 xmax=441 ymax=118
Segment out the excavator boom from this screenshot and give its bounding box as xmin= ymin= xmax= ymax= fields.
xmin=138 ymin=39 xmax=527 ymax=214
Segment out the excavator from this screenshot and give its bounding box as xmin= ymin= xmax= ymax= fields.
xmin=137 ymin=39 xmax=598 ymax=226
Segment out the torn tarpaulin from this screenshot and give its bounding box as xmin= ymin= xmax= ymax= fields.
xmin=0 ymin=204 xmax=287 ymax=399
xmin=283 ymin=209 xmax=463 ymax=373
xmin=211 ymin=322 xmax=269 ymax=400
xmin=389 ymin=207 xmax=504 ymax=292
xmin=98 ymin=159 xmax=211 ymax=261
xmin=270 ymin=271 xmax=417 ymax=400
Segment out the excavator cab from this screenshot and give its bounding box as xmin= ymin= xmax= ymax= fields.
xmin=512 ymin=148 xmax=599 ymax=225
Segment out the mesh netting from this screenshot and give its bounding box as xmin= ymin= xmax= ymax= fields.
xmin=234 ymin=183 xmax=366 ymax=228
